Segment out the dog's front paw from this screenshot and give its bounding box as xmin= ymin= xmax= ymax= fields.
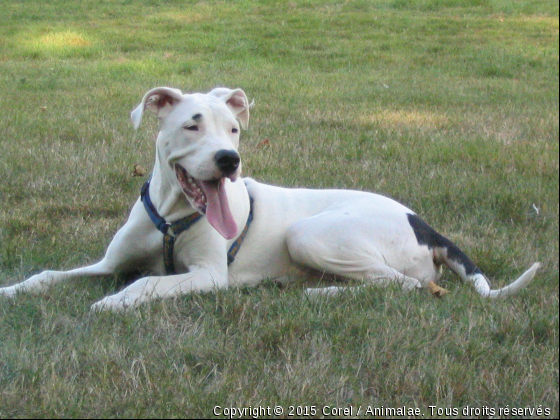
xmin=0 ymin=286 xmax=17 ymax=298
xmin=0 ymin=271 xmax=56 ymax=297
xmin=91 ymin=292 xmax=136 ymax=312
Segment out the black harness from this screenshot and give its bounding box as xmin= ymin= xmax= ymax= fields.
xmin=140 ymin=179 xmax=254 ymax=274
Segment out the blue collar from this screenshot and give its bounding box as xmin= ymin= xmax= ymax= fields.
xmin=140 ymin=179 xmax=254 ymax=274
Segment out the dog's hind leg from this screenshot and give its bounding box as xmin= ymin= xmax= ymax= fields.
xmin=286 ymin=212 xmax=429 ymax=295
xmin=302 ymin=258 xmax=424 ymax=297
xmin=303 ymin=267 xmax=423 ymax=297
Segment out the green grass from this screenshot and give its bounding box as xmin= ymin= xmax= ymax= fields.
xmin=0 ymin=0 xmax=558 ymax=417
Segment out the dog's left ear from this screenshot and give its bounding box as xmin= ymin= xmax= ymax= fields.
xmin=131 ymin=87 xmax=184 ymax=130
xmin=209 ymin=88 xmax=250 ymax=129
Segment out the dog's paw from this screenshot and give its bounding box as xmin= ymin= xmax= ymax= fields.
xmin=399 ymin=277 xmax=423 ymax=292
xmin=91 ymin=293 xmax=135 ymax=312
xmin=0 ymin=286 xmax=17 ymax=298
xmin=305 ymin=286 xmax=346 ymax=297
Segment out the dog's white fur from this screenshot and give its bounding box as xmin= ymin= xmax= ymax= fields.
xmin=0 ymin=87 xmax=540 ymax=310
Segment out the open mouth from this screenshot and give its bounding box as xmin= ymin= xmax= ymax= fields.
xmin=175 ymin=164 xmax=238 ymax=240
xmin=175 ymin=164 xmax=210 ymax=214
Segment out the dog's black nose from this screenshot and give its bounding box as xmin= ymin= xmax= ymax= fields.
xmin=215 ymin=149 xmax=241 ymax=176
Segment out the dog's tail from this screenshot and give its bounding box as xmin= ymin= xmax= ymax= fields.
xmin=407 ymin=214 xmax=540 ymax=298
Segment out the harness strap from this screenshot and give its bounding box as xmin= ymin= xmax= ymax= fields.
xmin=162 ymin=213 xmax=204 ymax=274
xmin=141 ymin=179 xmax=254 ymax=275
xmin=140 ymin=180 xmax=173 ymax=235
xmin=227 ymin=197 xmax=254 ymax=265
xmin=141 ymin=179 xmax=203 ymax=274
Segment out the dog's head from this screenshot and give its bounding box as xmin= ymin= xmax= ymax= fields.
xmin=131 ymin=87 xmax=250 ymax=239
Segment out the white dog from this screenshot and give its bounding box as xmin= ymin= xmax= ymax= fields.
xmin=0 ymin=87 xmax=540 ymax=310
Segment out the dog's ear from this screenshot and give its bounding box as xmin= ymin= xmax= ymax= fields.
xmin=131 ymin=87 xmax=184 ymax=129
xmin=209 ymin=88 xmax=250 ymax=129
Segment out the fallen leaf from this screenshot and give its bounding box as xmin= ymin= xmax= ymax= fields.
xmin=428 ymin=281 xmax=449 ymax=298
xmin=132 ymin=164 xmax=147 ymax=177
xmin=257 ymin=139 xmax=271 ymax=148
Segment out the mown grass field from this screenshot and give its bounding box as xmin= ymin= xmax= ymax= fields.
xmin=0 ymin=0 xmax=558 ymax=418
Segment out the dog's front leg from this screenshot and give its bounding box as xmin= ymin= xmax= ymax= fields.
xmin=0 ymin=262 xmax=115 ymax=298
xmin=0 ymin=202 xmax=161 ymax=298
xmin=90 ymin=265 xmax=227 ymax=311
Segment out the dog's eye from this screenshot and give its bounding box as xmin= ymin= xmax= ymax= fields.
xmin=184 ymin=125 xmax=199 ymax=132
xmin=232 ymin=128 xmax=238 ymax=134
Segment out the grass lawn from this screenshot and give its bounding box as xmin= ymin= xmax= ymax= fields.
xmin=0 ymin=0 xmax=558 ymax=417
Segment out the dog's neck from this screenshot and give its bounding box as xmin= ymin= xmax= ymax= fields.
xmin=147 ymin=148 xmax=199 ymax=222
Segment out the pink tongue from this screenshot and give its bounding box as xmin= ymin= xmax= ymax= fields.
xmin=200 ymin=179 xmax=238 ymax=240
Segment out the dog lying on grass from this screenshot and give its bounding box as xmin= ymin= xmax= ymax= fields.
xmin=0 ymin=87 xmax=540 ymax=310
